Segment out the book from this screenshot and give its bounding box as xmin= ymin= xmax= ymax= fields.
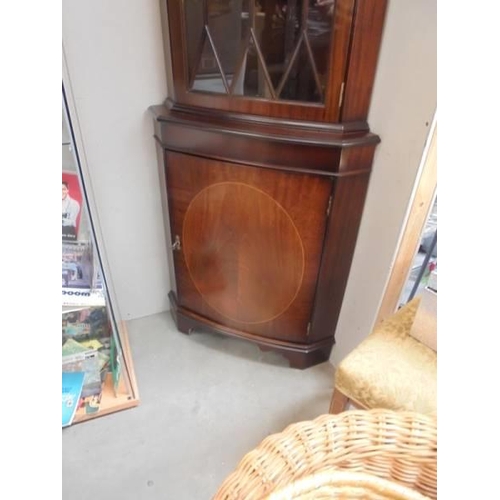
xmin=62 ymin=371 xmax=85 ymax=427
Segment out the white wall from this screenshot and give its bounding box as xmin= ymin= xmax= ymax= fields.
xmin=330 ymin=0 xmax=437 ymax=366
xmin=62 ymin=0 xmax=170 ymax=319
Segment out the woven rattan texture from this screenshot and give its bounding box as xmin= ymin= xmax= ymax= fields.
xmin=212 ymin=410 xmax=437 ymax=500
xmin=265 ymin=469 xmax=430 ymax=500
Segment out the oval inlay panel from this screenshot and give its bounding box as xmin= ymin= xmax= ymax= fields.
xmin=183 ymin=182 xmax=305 ymax=324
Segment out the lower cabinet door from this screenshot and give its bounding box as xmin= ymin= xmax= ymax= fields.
xmin=165 ymin=151 xmax=332 ymax=343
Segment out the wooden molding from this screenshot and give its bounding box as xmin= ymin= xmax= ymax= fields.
xmin=375 ymin=123 xmax=437 ymax=324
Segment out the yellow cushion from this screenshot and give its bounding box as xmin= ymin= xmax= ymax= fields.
xmin=335 ymin=299 xmax=437 ymax=414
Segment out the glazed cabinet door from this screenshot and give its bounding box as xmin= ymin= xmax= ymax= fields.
xmin=167 ymin=0 xmax=355 ymax=122
xmin=164 ymin=151 xmax=332 ymax=343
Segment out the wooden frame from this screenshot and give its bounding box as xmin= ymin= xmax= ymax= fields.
xmin=164 ymin=0 xmax=387 ymax=125
xmin=375 ymin=121 xmax=437 ymax=324
xmin=329 ymin=387 xmax=367 ymax=414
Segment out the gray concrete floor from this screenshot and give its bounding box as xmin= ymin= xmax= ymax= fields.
xmin=62 ymin=310 xmax=335 ymax=500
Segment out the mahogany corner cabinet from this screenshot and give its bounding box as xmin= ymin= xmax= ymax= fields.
xmin=150 ymin=0 xmax=388 ymax=368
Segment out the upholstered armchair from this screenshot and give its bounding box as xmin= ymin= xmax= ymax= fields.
xmin=330 ymin=292 xmax=437 ymax=414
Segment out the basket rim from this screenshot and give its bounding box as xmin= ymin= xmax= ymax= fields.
xmin=213 ymin=410 xmax=437 ymax=500
xmin=264 ymin=469 xmax=432 ymax=500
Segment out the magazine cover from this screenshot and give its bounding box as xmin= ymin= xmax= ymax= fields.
xmin=62 ymin=339 xmax=110 ymax=374
xmin=62 ymin=371 xmax=85 ymax=427
xmin=62 ymin=171 xmax=83 ymax=242
xmin=62 ymin=306 xmax=111 ymax=343
xmin=62 ymin=349 xmax=103 ymax=398
xmin=62 ymin=241 xmax=93 ymax=289
xmin=62 ymin=309 xmax=112 ymax=399
xmin=62 ymin=288 xmax=106 ymax=307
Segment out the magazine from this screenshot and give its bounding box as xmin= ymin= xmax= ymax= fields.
xmin=62 ymin=309 xmax=112 ymax=399
xmin=62 ymin=171 xmax=83 ymax=243
xmin=62 ymin=288 xmax=106 ymax=307
xmin=62 ymin=340 xmax=110 ymax=373
xmin=62 ymin=348 xmax=103 ymax=398
xmin=62 ymin=306 xmax=111 ymax=343
xmin=62 ymin=241 xmax=94 ymax=289
xmin=62 ymin=371 xmax=85 ymax=427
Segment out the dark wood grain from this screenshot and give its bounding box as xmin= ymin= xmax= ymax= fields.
xmin=150 ymin=102 xmax=379 ymax=177
xmin=324 ymin=0 xmax=356 ymax=121
xmin=154 ymin=140 xmax=178 ymax=296
xmin=165 ymin=0 xmax=187 ymax=103
xmin=309 ymin=145 xmax=376 ymax=342
xmin=151 ymin=101 xmax=378 ymax=147
xmin=182 ymin=182 xmax=304 ymax=324
xmin=340 ymin=0 xmax=389 ymax=122
xmin=165 ymin=151 xmax=332 ymax=343
xmin=165 ymin=0 xmax=388 ymax=124
xmin=165 ymin=0 xmax=354 ymax=123
xmin=157 ymin=120 xmax=343 ymax=176
xmin=154 ymin=100 xmax=369 ymax=134
xmin=151 ymin=0 xmax=388 ymax=368
xmin=169 ymin=291 xmax=335 ymax=369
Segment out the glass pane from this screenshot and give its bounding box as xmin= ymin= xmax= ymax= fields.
xmin=184 ymin=0 xmax=334 ymax=103
xmin=306 ymin=0 xmax=334 ymax=97
xmin=234 ymin=29 xmax=275 ymax=98
xmin=62 ymin=87 xmax=137 ymax=426
xmin=207 ymin=0 xmax=248 ymax=87
xmin=399 ymin=194 xmax=438 ymax=306
xmin=185 ymin=0 xmax=205 ymax=83
xmin=277 ymin=38 xmax=322 ymax=102
xmin=187 ymin=0 xmax=248 ymax=93
xmin=191 ymin=35 xmax=228 ymax=93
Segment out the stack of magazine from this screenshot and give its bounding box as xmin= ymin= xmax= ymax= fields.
xmin=62 ymin=170 xmax=104 ymax=307
xmin=62 ymin=372 xmax=85 ymax=427
xmin=62 ymin=306 xmax=113 ymax=422
xmin=62 ymin=170 xmax=121 ymax=426
xmin=62 ymin=241 xmax=105 ymax=306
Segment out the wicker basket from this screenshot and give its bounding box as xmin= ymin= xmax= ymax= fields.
xmin=265 ymin=469 xmax=430 ymax=500
xmin=213 ymin=410 xmax=437 ymax=500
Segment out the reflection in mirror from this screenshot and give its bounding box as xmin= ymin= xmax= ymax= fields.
xmin=184 ymin=0 xmax=334 ymax=103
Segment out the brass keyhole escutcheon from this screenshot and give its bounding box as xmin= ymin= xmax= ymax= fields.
xmin=172 ymin=235 xmax=181 ymax=251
